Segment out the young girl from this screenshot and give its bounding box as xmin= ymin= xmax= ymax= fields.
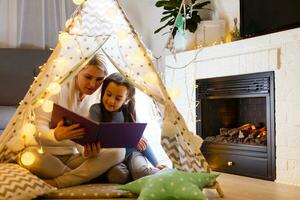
xmin=89 ymin=72 xmax=165 ymax=183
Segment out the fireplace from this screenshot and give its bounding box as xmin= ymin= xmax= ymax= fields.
xmin=196 ymin=71 xmax=275 ymax=180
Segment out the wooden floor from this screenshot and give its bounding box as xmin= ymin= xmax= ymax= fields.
xmin=204 ymin=173 xmax=300 ymax=200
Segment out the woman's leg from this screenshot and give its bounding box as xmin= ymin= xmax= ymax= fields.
xmin=126 ymin=151 xmax=159 ymax=180
xmin=54 ymin=148 xmax=125 ymax=188
xmin=19 ymin=148 xmax=71 ymax=179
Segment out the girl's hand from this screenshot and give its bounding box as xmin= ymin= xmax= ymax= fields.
xmin=137 ymin=138 xmax=147 ymax=151
xmin=54 ymin=120 xmax=85 ymax=141
xmin=83 ymin=142 xmax=101 ymax=158
xmin=155 ymin=163 xmax=167 ymax=170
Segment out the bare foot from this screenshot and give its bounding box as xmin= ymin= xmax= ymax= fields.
xmin=43 ymin=179 xmax=58 ymax=188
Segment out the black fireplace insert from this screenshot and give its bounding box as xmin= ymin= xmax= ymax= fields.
xmin=196 ymin=71 xmax=275 ymax=180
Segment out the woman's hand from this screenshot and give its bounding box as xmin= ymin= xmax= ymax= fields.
xmin=54 ymin=120 xmax=85 ymax=141
xmin=83 ymin=142 xmax=101 ymax=158
xmin=137 ymin=138 xmax=147 ymax=151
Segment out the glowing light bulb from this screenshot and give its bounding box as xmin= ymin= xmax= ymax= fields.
xmin=42 ymin=100 xmax=54 ymax=113
xmin=168 ymin=87 xmax=181 ymax=99
xmin=46 ymin=82 xmax=61 ymax=95
xmin=35 ymin=98 xmax=45 ymax=107
xmin=76 ymin=48 xmax=82 ymax=54
xmin=129 ymin=51 xmax=144 ymax=65
xmin=37 ymin=146 xmax=44 ymax=154
xmin=65 ymin=19 xmax=72 ymax=28
xmin=20 ymin=151 xmax=36 ymax=166
xmin=70 ymin=26 xmax=80 ymax=34
xmin=226 ymin=34 xmax=232 ymax=43
xmin=73 ymin=0 xmax=85 ymax=5
xmin=144 ymin=72 xmax=158 ymax=84
xmin=116 ymin=29 xmax=129 ymax=41
xmin=21 ymin=123 xmax=36 ymax=137
xmin=54 ymin=57 xmax=69 ymax=72
xmin=59 ymin=32 xmax=70 ymax=46
xmin=106 ymin=7 xmax=117 ymax=18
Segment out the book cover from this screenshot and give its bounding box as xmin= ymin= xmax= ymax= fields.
xmin=50 ymin=103 xmax=146 ymax=148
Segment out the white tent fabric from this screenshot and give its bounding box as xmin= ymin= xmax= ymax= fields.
xmin=0 ymin=0 xmax=210 ymax=174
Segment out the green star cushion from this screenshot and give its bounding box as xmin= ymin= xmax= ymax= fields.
xmin=119 ymin=169 xmax=219 ymax=200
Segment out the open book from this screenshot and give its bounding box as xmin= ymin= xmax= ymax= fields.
xmin=50 ymin=103 xmax=146 ymax=148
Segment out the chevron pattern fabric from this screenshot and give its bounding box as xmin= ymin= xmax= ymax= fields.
xmin=162 ymin=136 xmax=205 ymax=173
xmin=0 ymin=163 xmax=56 ymax=200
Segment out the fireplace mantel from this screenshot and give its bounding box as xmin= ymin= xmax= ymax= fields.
xmin=165 ymin=28 xmax=300 ymax=186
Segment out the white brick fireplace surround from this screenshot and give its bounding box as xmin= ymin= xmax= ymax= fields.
xmin=165 ymin=28 xmax=300 ymax=186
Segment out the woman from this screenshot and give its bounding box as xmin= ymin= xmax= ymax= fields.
xmin=24 ymin=54 xmax=125 ymax=188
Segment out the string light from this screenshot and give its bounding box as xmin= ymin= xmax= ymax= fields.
xmin=129 ymin=51 xmax=144 ymax=65
xmin=42 ymin=100 xmax=54 ymax=113
xmin=59 ymin=32 xmax=70 ymax=46
xmin=144 ymin=72 xmax=158 ymax=84
xmin=37 ymin=146 xmax=44 ymax=154
xmin=46 ymin=82 xmax=61 ymax=95
xmin=35 ymin=99 xmax=45 ymax=107
xmin=70 ymin=26 xmax=80 ymax=34
xmin=21 ymin=123 xmax=36 ymax=137
xmin=54 ymin=57 xmax=69 ymax=73
xmin=75 ymin=48 xmax=82 ymax=55
xmin=226 ymin=34 xmax=232 ymax=43
xmin=106 ymin=7 xmax=117 ymax=18
xmin=65 ymin=19 xmax=72 ymax=28
xmin=116 ymin=29 xmax=128 ymax=41
xmin=73 ymin=0 xmax=85 ymax=5
xmin=168 ymin=87 xmax=181 ymax=99
xmin=20 ymin=151 xmax=36 ymax=166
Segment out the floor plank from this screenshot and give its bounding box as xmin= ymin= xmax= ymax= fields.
xmin=205 ymin=173 xmax=300 ymax=200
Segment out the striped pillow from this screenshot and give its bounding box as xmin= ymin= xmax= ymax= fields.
xmin=0 ymin=163 xmax=56 ymax=200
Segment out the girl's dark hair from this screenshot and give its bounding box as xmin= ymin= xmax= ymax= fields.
xmin=101 ymin=72 xmax=136 ymax=122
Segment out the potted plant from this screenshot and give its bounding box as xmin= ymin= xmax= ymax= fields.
xmin=154 ymin=0 xmax=211 ymax=38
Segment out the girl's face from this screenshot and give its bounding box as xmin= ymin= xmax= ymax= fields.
xmin=76 ymin=65 xmax=106 ymax=96
xmin=102 ymin=82 xmax=128 ymax=112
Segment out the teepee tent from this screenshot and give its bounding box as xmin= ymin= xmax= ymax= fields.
xmin=0 ymin=0 xmax=223 ymax=197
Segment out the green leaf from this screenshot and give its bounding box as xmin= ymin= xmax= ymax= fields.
xmin=155 ymin=1 xmax=169 ymax=7
xmin=193 ymin=1 xmax=211 ymax=9
xmin=191 ymin=11 xmax=201 ymax=23
xmin=154 ymin=19 xmax=175 ymax=34
xmin=160 ymin=14 xmax=174 ymax=22
xmin=172 ymin=27 xmax=178 ymax=37
xmin=186 ymin=20 xmax=198 ymax=33
xmin=155 ymin=1 xmax=179 ymax=8
xmin=162 ymin=10 xmax=175 ymax=15
xmin=163 ymin=6 xmax=177 ymax=11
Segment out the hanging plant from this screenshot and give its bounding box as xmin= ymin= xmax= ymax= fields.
xmin=154 ymin=0 xmax=211 ymax=38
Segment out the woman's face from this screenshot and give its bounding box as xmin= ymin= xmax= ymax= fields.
xmin=76 ymin=65 xmax=106 ymax=95
xmin=102 ymin=82 xmax=128 ymax=112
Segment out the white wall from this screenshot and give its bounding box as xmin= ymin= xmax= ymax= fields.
xmin=120 ymin=0 xmax=168 ymax=58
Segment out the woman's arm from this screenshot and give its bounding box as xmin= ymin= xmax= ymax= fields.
xmin=35 ymin=94 xmax=85 ymax=144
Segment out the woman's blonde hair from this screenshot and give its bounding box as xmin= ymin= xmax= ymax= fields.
xmin=87 ymin=53 xmax=108 ymax=75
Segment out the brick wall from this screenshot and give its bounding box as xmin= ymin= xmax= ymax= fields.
xmin=165 ymin=28 xmax=300 ymax=186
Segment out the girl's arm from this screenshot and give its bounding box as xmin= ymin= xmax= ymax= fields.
xmin=89 ymin=103 xmax=102 ymax=122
